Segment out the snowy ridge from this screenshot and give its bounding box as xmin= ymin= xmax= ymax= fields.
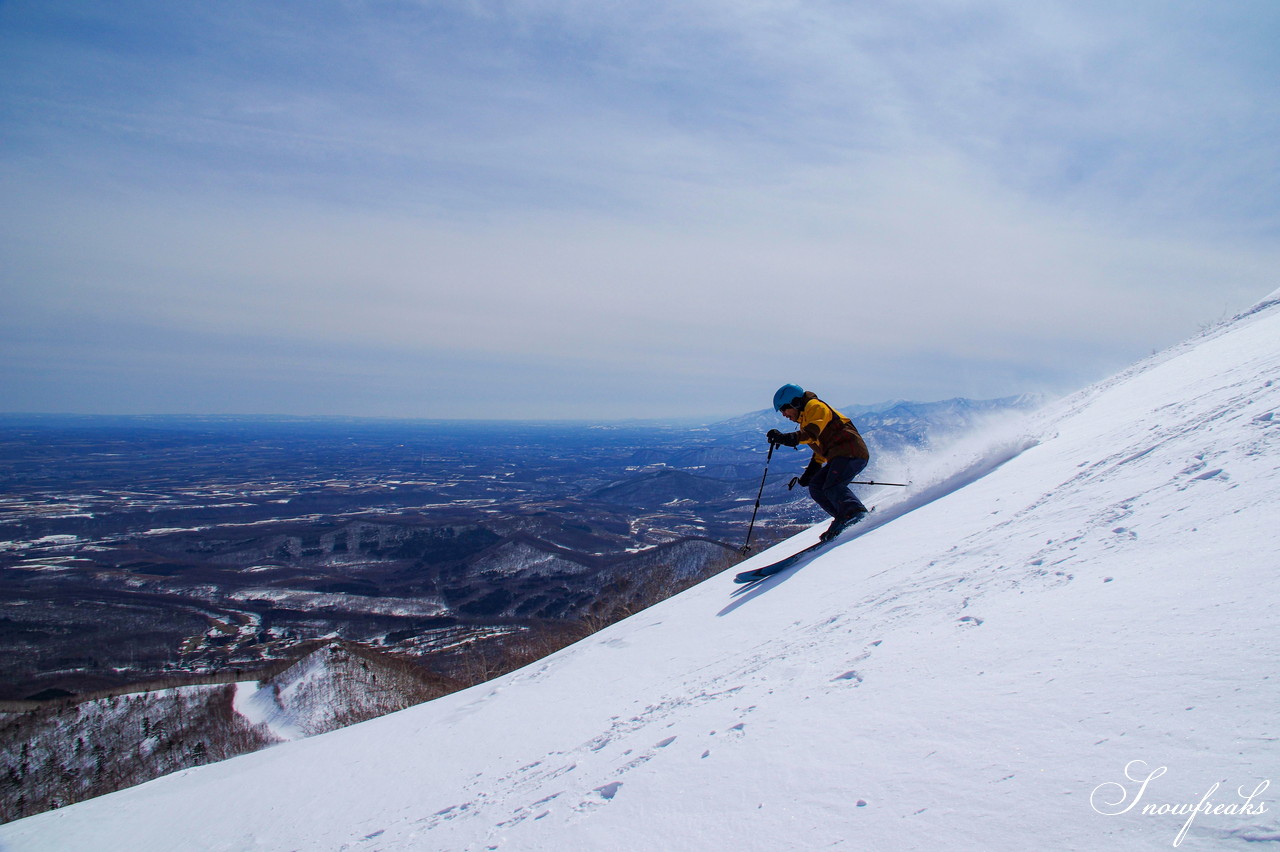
xmin=3 ymin=295 xmax=1279 ymax=850
xmin=232 ymin=641 xmax=446 ymax=742
xmin=1 ymin=640 xmax=454 ymax=821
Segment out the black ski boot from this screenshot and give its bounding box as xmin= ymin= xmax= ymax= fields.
xmin=820 ymin=507 xmax=867 ymax=542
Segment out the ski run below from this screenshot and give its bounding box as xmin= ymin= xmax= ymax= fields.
xmin=4 ymin=289 xmax=1280 ymax=851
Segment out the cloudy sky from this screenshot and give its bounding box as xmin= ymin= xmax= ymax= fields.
xmin=2 ymin=0 xmax=1277 ymax=420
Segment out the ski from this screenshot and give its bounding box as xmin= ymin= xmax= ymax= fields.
xmin=732 ymin=509 xmax=873 ymax=585
xmin=733 ymin=538 xmax=832 ymax=585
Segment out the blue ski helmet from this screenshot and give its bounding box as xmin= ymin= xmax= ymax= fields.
xmin=773 ymin=383 xmax=805 ymax=412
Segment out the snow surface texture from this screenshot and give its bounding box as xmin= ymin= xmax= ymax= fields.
xmin=4 ymin=292 xmax=1279 ymax=851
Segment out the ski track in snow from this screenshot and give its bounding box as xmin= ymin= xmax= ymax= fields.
xmin=3 ymin=293 xmax=1280 ymax=851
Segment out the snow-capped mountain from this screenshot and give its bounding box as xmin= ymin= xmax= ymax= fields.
xmin=3 ymin=289 xmax=1278 ymax=851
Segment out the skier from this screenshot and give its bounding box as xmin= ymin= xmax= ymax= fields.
xmin=766 ymin=384 xmax=870 ymax=541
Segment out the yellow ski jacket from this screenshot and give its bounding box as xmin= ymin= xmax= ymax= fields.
xmin=791 ymin=392 xmax=870 ymax=464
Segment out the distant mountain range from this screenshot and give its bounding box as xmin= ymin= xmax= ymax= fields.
xmin=711 ymin=393 xmax=1043 ymax=447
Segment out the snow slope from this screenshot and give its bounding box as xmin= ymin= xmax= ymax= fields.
xmin=4 ymin=291 xmax=1279 ymax=851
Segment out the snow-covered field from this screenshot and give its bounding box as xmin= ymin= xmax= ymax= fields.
xmin=3 ymin=289 xmax=1278 ymax=851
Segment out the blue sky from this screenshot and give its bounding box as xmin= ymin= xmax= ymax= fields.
xmin=2 ymin=0 xmax=1277 ymax=420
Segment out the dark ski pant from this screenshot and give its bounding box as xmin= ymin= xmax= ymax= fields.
xmin=808 ymin=456 xmax=868 ymax=521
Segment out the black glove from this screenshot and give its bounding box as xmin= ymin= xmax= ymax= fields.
xmin=797 ymin=459 xmax=822 ymax=487
xmin=766 ymin=429 xmax=800 ymax=448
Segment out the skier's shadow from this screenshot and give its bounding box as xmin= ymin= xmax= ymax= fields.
xmin=716 ymin=556 xmax=814 ymax=617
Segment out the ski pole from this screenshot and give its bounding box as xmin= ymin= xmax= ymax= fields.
xmin=740 ymin=442 xmax=775 ymax=555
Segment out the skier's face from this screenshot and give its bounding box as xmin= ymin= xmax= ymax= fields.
xmin=781 ymin=406 xmax=800 ymax=423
